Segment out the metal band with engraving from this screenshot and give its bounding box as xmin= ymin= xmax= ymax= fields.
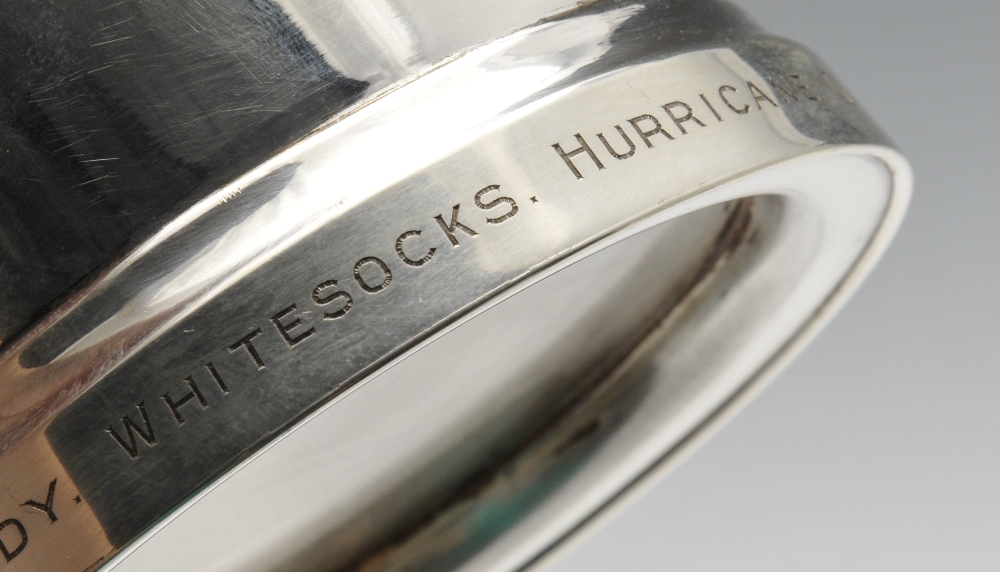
xmin=0 ymin=2 xmax=910 ymax=571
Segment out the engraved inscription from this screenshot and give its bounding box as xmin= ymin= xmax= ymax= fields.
xmin=312 ymin=280 xmax=353 ymax=319
xmin=748 ymin=81 xmax=779 ymax=108
xmin=552 ymin=134 xmax=605 ymax=179
xmin=699 ymin=93 xmax=724 ymax=122
xmin=206 ymin=362 xmax=229 ymax=394
xmin=230 ymin=330 xmax=266 ymax=370
xmin=105 ymin=402 xmax=157 ymax=459
xmin=769 ymin=74 xmax=820 ymax=103
xmin=433 ymin=204 xmax=479 ymax=247
xmin=0 ymin=478 xmax=83 ymax=564
xmin=34 ymin=50 xmax=870 ymax=565
xmin=552 ymin=74 xmax=819 ymax=180
xmin=0 ymin=519 xmax=27 ymax=563
xmin=21 ymin=479 xmax=58 ymax=524
xmin=475 ymin=185 xmax=518 ymax=225
xmin=629 ymin=114 xmax=673 ymax=148
xmin=103 ymin=184 xmax=520 ymax=460
xmin=597 ymin=126 xmax=636 ymax=160
xmin=395 ymin=231 xmax=436 ymax=267
xmin=161 ymin=378 xmax=209 ymax=425
xmin=95 ymin=76 xmax=811 ymax=460
xmin=353 ymin=257 xmax=392 ymax=293
xmin=719 ymin=84 xmax=750 ymax=114
xmin=662 ymin=101 xmax=707 ymax=134
xmin=270 ymin=305 xmax=317 ymax=348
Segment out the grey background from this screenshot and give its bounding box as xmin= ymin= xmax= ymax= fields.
xmin=551 ymin=1 xmax=1000 ymax=570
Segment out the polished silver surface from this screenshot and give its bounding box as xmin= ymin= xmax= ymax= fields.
xmin=0 ymin=2 xmax=910 ymax=571
xmin=0 ymin=0 xmax=584 ymax=347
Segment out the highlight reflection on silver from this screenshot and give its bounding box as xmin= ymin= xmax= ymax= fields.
xmin=0 ymin=5 xmax=633 ymax=434
xmin=0 ymin=1 xmax=910 ymax=571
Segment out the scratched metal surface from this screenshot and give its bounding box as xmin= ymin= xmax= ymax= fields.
xmin=0 ymin=0 xmax=584 ymax=347
xmin=0 ymin=2 xmax=910 ymax=571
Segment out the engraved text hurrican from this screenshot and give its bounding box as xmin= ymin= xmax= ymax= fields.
xmin=552 ymin=74 xmax=823 ymax=180
xmin=102 ymin=70 xmax=828 ymax=462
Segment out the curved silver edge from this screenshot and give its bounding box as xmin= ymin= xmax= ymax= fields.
xmin=105 ymin=147 xmax=910 ymax=572
xmin=0 ymin=2 xmax=910 ymax=571
xmin=521 ymin=147 xmax=912 ymax=572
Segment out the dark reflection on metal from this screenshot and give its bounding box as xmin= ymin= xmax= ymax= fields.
xmin=19 ymin=162 xmax=302 ymax=369
xmin=265 ymin=200 xmax=755 ymax=572
xmin=0 ymin=0 xmax=367 ymax=345
xmin=0 ymin=0 xmax=908 ymax=568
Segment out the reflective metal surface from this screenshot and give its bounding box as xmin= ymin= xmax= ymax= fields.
xmin=0 ymin=0 xmax=586 ymax=347
xmin=0 ymin=1 xmax=910 ymax=571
